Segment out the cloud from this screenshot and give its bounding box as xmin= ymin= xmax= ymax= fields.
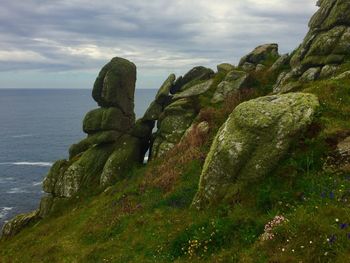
xmin=0 ymin=0 xmax=319 ymax=88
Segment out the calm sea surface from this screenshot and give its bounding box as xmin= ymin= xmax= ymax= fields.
xmin=0 ymin=89 xmax=157 ymax=229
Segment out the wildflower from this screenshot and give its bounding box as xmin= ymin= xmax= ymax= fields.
xmin=309 ymin=241 xmax=313 ymax=244
xmin=340 ymin=223 xmax=348 ymax=229
xmin=260 ymin=215 xmax=288 ymax=241
xmin=335 ymin=218 xmax=339 ymax=222
xmin=330 ymin=192 xmax=335 ymax=199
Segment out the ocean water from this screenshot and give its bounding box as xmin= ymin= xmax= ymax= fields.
xmin=0 ymin=89 xmax=157 ymax=229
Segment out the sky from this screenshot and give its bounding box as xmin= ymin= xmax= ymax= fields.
xmin=0 ymin=0 xmax=319 ymax=89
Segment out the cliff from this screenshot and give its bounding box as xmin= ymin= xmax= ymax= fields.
xmin=1 ymin=1 xmax=350 ymax=262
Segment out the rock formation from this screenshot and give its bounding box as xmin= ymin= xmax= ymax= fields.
xmin=274 ymin=0 xmax=350 ymax=93
xmin=192 ymin=93 xmax=319 ymax=209
xmin=1 ymin=57 xmax=147 ymax=238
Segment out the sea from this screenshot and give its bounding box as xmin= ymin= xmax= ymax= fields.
xmin=0 ymin=89 xmax=157 ymax=229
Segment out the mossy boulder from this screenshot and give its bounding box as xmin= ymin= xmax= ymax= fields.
xmin=212 ymin=70 xmax=249 ymax=103
xmin=130 ymin=119 xmax=155 ymax=139
xmin=217 ymin=63 xmax=235 ymax=73
xmin=155 ymin=73 xmax=175 ymax=105
xmin=44 ymin=144 xmax=115 ymax=198
xmin=239 ymin=43 xmax=280 ymax=67
xmin=1 ymin=210 xmax=39 ymax=239
xmin=170 ymin=66 xmax=214 ymax=94
xmin=100 ymin=135 xmax=143 ymax=187
xmin=83 ymin=107 xmax=134 ymax=134
xmin=173 ymin=80 xmax=213 ymax=99
xmin=151 ymin=98 xmax=197 ymax=158
xmin=142 ymin=101 xmax=163 ymax=121
xmin=192 ymin=93 xmax=319 ymax=209
xmin=309 ymin=0 xmax=350 ymax=31
xmin=69 ymin=131 xmax=122 ymax=159
xmin=92 ymin=57 xmax=136 ymax=116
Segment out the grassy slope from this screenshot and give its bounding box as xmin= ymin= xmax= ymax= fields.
xmin=1 ymin=74 xmax=350 ymax=262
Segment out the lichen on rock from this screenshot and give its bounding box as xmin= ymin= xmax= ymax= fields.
xmin=192 ymin=93 xmax=320 ymax=209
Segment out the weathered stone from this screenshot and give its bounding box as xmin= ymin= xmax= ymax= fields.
xmin=83 ymin=107 xmax=134 ymax=134
xmin=333 ymin=70 xmax=350 ymax=80
xmin=92 ymin=57 xmax=136 ymax=116
xmin=1 ymin=210 xmax=39 ymax=239
xmin=217 ymin=63 xmax=235 ymax=73
xmin=43 ymin=160 xmax=70 ymax=194
xmin=192 ymin=93 xmax=319 ymax=209
xmin=211 ymin=70 xmax=249 ymax=103
xmin=47 ymin=144 xmax=115 ymax=198
xmin=269 ymin=54 xmax=290 ymax=72
xmin=131 ymin=119 xmax=155 ymax=139
xmin=173 ymin=80 xmax=213 ymax=99
xmin=299 ymin=67 xmax=321 ymax=82
xmin=320 ymin=64 xmax=340 ymax=78
xmin=239 ymin=43 xmax=279 ymax=67
xmin=155 ymin=74 xmax=175 ymax=105
xmin=100 ymin=135 xmax=143 ymax=187
xmin=143 ymin=101 xmax=163 ymax=121
xmin=38 ymin=195 xmax=55 ymax=218
xmin=151 ymin=98 xmax=197 ymax=159
xmin=170 ymin=66 xmax=214 ymax=94
xmin=69 ymin=131 xmax=122 ymax=159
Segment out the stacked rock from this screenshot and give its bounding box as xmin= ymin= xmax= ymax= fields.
xmin=273 ymin=0 xmax=350 ymax=93
xmin=41 ymin=57 xmax=143 ymax=215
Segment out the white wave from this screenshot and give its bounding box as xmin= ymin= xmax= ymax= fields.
xmin=0 ymin=162 xmax=52 ymax=167
xmin=11 ymin=134 xmax=34 ymax=138
xmin=32 ymin=181 xmax=43 ymax=186
xmin=6 ymin=187 xmax=29 ymax=194
xmin=0 ymin=207 xmax=13 ymax=219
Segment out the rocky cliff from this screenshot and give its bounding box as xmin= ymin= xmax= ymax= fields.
xmin=1 ymin=1 xmax=350 ymax=262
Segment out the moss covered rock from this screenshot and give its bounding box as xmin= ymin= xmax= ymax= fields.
xmin=69 ymin=131 xmax=122 ymax=159
xmin=155 ymin=73 xmax=175 ymax=105
xmin=212 ymin=70 xmax=249 ymax=103
xmin=217 ymin=63 xmax=235 ymax=73
xmin=92 ymin=57 xmax=136 ymax=116
xmin=239 ymin=43 xmax=280 ymax=67
xmin=1 ymin=210 xmax=39 ymax=239
xmin=100 ymin=135 xmax=143 ymax=187
xmin=192 ymin=93 xmax=319 ymax=209
xmin=83 ymin=107 xmax=134 ymax=134
xmin=170 ymin=66 xmax=214 ymax=94
xmin=173 ymin=80 xmax=213 ymax=99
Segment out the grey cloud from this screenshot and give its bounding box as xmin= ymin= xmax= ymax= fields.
xmin=0 ymin=0 xmax=319 ymax=88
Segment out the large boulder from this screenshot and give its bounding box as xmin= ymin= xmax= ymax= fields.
xmin=211 ymin=70 xmax=249 ymax=103
xmin=239 ymin=43 xmax=280 ymax=68
xmin=151 ymin=98 xmax=197 ymax=159
xmin=173 ymin=79 xmax=213 ymax=99
xmin=100 ymin=135 xmax=144 ymax=187
xmin=155 ymin=74 xmax=175 ymax=105
xmin=92 ymin=57 xmax=136 ymax=116
xmin=170 ymin=66 xmax=214 ymax=94
xmin=192 ymin=93 xmax=319 ymax=209
xmin=44 ymin=144 xmax=116 ymax=198
xmin=83 ymin=107 xmax=134 ymax=134
xmin=1 ymin=210 xmax=39 ymax=239
xmin=69 ymin=131 xmax=122 ymax=159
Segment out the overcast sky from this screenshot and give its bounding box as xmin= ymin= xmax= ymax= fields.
xmin=0 ymin=0 xmax=318 ymax=89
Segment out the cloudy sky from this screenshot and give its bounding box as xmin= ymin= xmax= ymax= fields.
xmin=0 ymin=0 xmax=318 ymax=89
